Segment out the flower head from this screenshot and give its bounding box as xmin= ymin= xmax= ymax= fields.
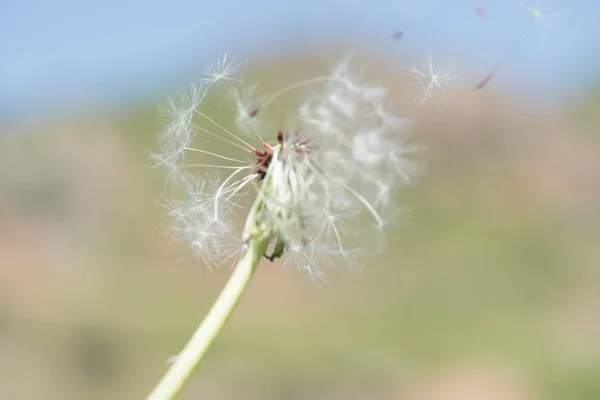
xmin=154 ymin=54 xmax=422 ymax=280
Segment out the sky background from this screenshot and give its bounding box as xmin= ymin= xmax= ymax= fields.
xmin=1 ymin=0 xmax=599 ymax=122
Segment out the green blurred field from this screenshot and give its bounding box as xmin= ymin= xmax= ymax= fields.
xmin=1 ymin=55 xmax=600 ymax=400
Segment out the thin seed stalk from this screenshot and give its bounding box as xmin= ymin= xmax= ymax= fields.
xmin=145 ymin=233 xmax=270 ymax=400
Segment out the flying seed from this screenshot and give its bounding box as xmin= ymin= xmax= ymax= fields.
xmin=391 ymin=30 xmax=404 ymax=40
xmin=474 ymin=73 xmax=494 ymax=90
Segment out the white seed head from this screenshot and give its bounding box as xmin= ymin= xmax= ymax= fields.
xmin=154 ymin=54 xmax=422 ymax=280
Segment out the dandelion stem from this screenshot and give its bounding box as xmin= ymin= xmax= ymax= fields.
xmin=145 ymin=235 xmax=270 ymax=400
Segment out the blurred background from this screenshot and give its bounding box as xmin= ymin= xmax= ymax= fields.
xmin=2 ymin=0 xmax=600 ymax=399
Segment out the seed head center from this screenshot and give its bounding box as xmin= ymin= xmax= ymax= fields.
xmin=253 ymin=130 xmax=315 ymax=180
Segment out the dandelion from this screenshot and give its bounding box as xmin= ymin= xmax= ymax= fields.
xmin=147 ymin=54 xmax=421 ymax=399
xmin=410 ymin=52 xmax=462 ymax=108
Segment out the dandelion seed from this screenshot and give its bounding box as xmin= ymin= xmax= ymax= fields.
xmin=391 ymin=30 xmax=404 ymax=40
xmin=229 ymin=84 xmax=264 ymax=134
xmin=476 ymin=6 xmax=487 ymax=18
xmin=473 ymin=73 xmax=494 ymax=91
xmin=519 ymin=0 xmax=562 ymax=32
xmin=200 ymin=53 xmax=244 ymax=86
xmin=475 ymin=0 xmax=563 ymax=90
xmin=410 ymin=52 xmax=462 ymax=108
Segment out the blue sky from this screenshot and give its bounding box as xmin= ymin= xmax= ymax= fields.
xmin=1 ymin=0 xmax=598 ymax=121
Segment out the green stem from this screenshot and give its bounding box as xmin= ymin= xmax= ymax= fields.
xmin=146 ymin=236 xmax=269 ymax=400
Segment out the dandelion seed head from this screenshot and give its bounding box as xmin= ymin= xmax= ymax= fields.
xmin=155 ymin=54 xmax=422 ymax=279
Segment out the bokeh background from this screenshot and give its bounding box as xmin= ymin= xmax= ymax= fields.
xmin=2 ymin=1 xmax=600 ymax=399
